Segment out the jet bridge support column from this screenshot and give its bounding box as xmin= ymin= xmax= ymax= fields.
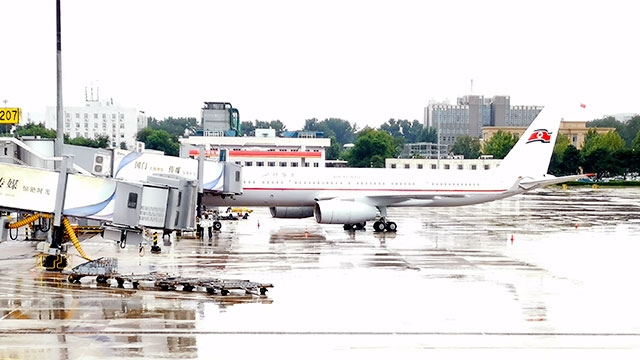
xmin=196 ymin=145 xmax=205 ymax=219
xmin=48 ymin=155 xmax=70 ymax=269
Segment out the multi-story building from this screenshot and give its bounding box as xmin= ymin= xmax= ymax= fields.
xmin=44 ymin=97 xmax=147 ymax=150
xmin=179 ymin=133 xmax=331 ymax=168
xmin=398 ymin=142 xmax=448 ymax=159
xmin=424 ymin=95 xmax=543 ymax=149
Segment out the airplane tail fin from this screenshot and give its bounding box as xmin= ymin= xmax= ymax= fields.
xmin=496 ymin=103 xmax=586 ymax=178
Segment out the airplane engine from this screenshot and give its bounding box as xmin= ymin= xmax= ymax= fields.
xmin=269 ymin=206 xmax=314 ymax=218
xmin=313 ymin=200 xmax=378 ymax=224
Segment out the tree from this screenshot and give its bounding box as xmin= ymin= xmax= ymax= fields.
xmin=148 ymin=117 xmax=198 ymax=137
xmin=325 ymin=136 xmax=343 ymax=160
xmin=549 ymin=134 xmax=571 ymax=175
xmin=582 ymin=129 xmax=625 ymax=156
xmin=632 ymin=130 xmax=640 ymax=151
xmin=13 ymin=123 xmax=57 ymax=138
xmin=380 ymin=119 xmax=426 ymax=144
xmin=255 ymin=120 xmax=286 ymax=134
xmin=380 ymin=119 xmax=402 ymax=138
xmin=241 ymin=121 xmax=255 ymax=136
xmin=419 ymin=127 xmax=437 ymax=143
xmin=561 ymin=145 xmax=582 ymax=175
xmin=137 ymin=128 xmax=179 ymax=156
xmin=66 ymin=135 xmax=110 ymax=148
xmin=482 ymin=130 xmax=518 ymax=159
xmin=582 ymin=148 xmax=614 ymax=179
xmin=623 ymin=116 xmax=640 ymax=147
xmin=343 ymin=128 xmax=397 ymax=168
xmin=304 ymin=118 xmax=357 ymax=146
xmin=323 ymin=118 xmax=357 ymax=145
xmin=452 ymin=135 xmax=481 ymax=159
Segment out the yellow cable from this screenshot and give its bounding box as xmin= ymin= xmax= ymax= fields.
xmin=62 ymin=217 xmax=91 ymax=261
xmin=8 ymin=213 xmax=53 ymax=229
xmin=8 ymin=213 xmax=41 ymax=229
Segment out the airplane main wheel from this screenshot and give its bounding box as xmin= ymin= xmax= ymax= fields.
xmin=385 ymin=222 xmax=397 ymax=232
xmin=343 ymin=224 xmax=352 ymax=231
xmin=373 ymin=221 xmax=386 ymax=232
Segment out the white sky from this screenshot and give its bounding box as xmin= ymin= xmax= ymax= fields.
xmin=1 ymin=0 xmax=638 ymax=130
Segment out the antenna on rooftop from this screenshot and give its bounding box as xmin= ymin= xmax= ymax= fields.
xmin=470 ymin=79 xmax=473 ymax=94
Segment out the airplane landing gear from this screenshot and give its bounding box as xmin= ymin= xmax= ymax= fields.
xmin=373 ymin=218 xmax=397 ymax=233
xmin=343 ymin=222 xmax=366 ymax=231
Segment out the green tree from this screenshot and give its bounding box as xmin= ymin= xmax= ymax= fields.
xmin=582 ymin=129 xmax=625 ymax=156
xmin=149 ymin=117 xmax=198 ymax=137
xmin=241 ymin=121 xmax=255 ymax=136
xmin=380 ymin=119 xmax=402 ymax=138
xmin=419 ymin=127 xmax=438 ymax=143
xmin=304 ymin=118 xmax=357 ymax=146
xmin=137 ymin=128 xmax=179 ymax=156
xmin=255 ymin=120 xmax=286 ymax=134
xmin=582 ymin=148 xmax=614 ymax=179
xmin=548 ymin=134 xmax=570 ymax=174
xmin=452 ymin=135 xmax=481 ymax=159
xmin=66 ymin=134 xmax=110 ymax=148
xmin=13 ymin=123 xmax=57 ymax=138
xmin=482 ymin=130 xmax=518 ymax=159
xmin=561 ymin=145 xmax=582 ymax=175
xmin=613 ymin=149 xmax=635 ymax=179
xmin=623 ymin=116 xmax=640 ymax=147
xmin=323 ymin=118 xmax=357 ymax=145
xmin=325 ymin=136 xmax=343 ymax=160
xmin=632 ymin=130 xmax=640 ymax=151
xmin=344 ymin=128 xmax=397 ymax=167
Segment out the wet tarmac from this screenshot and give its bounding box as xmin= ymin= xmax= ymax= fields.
xmin=1 ymin=186 xmax=640 ymax=359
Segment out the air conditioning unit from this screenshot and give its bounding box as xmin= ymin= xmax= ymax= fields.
xmin=93 ymin=153 xmax=111 ymax=176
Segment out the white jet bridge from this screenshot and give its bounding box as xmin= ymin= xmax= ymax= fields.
xmin=0 ymin=137 xmax=242 ymax=269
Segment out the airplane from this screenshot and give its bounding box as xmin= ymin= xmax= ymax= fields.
xmin=202 ymin=103 xmax=588 ymax=232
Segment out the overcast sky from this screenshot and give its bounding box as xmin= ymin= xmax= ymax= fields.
xmin=2 ymin=0 xmax=637 ymax=130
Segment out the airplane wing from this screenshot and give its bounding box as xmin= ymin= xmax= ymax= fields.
xmin=315 ymin=190 xmax=468 ymax=208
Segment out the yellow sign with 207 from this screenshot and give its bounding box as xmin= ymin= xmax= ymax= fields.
xmin=0 ymin=108 xmax=21 ymax=124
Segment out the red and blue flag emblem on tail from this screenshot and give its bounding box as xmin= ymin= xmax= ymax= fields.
xmin=526 ymin=129 xmax=552 ymax=144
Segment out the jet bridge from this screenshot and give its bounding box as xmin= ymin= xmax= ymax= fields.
xmin=0 ymin=138 xmax=243 ymax=269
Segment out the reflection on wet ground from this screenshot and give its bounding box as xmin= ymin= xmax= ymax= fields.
xmin=1 ymin=187 xmax=640 ymax=358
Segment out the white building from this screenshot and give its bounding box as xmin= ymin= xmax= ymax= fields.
xmin=179 ymin=133 xmax=331 ymax=168
xmin=44 ymin=98 xmax=147 ymax=150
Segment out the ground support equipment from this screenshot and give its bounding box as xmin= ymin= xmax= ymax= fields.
xmin=65 ymin=257 xmax=273 ymax=296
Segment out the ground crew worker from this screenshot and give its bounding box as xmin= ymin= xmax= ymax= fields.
xmin=204 ymin=213 xmax=213 ymax=239
xmin=196 ymin=216 xmax=203 ymax=239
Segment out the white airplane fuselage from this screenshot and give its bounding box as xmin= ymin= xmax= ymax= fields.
xmin=204 ymin=166 xmax=520 ymax=208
